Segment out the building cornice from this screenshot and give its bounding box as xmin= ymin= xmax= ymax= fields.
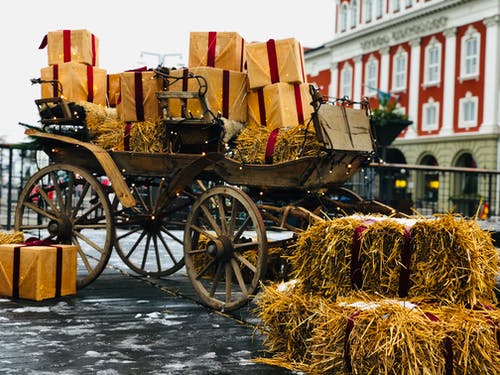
xmin=393 ymin=132 xmax=500 ymax=146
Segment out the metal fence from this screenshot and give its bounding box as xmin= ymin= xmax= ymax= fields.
xmin=1 ymin=145 xmax=500 ymax=230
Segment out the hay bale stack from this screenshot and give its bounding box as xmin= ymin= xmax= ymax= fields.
xmin=287 ymin=216 xmax=363 ymax=299
xmin=254 ymin=279 xmax=319 ymax=372
xmin=75 ymin=101 xmax=118 ymax=137
xmin=409 ymin=214 xmax=499 ymax=306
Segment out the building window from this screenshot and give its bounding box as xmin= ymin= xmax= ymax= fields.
xmin=461 ymin=26 xmax=480 ymax=79
xmin=392 ymin=48 xmax=407 ymax=91
xmin=364 ymin=0 xmax=373 ymax=22
xmin=351 ymin=0 xmax=358 ymax=28
xmin=405 ymin=0 xmax=413 ymax=7
xmin=340 ymin=3 xmax=348 ymax=32
xmin=376 ymin=0 xmax=384 ymax=18
xmin=341 ymin=64 xmax=353 ymax=99
xmin=393 ymin=0 xmax=401 ymax=12
xmin=422 ymin=99 xmax=439 ymax=131
xmin=458 ymin=92 xmax=478 ymax=128
xmin=364 ymin=57 xmax=378 ymax=96
xmin=424 ymin=38 xmax=441 ymax=86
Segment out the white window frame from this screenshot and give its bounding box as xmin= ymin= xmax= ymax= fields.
xmin=351 ymin=0 xmax=358 ymax=28
xmin=340 ymin=3 xmax=348 ymax=32
xmin=364 ymin=56 xmax=379 ymax=97
xmin=458 ymin=92 xmax=478 ymax=128
xmin=393 ymin=0 xmax=401 ymax=12
xmin=376 ymin=0 xmax=384 ymax=18
xmin=422 ymin=98 xmax=439 ymax=132
xmin=424 ymin=37 xmax=442 ymax=87
xmin=392 ymin=47 xmax=408 ymax=92
xmin=364 ymin=0 xmax=373 ymax=23
xmin=405 ymin=0 xmax=413 ymax=8
xmin=341 ymin=63 xmax=353 ymax=99
xmin=460 ymin=26 xmax=480 ymax=80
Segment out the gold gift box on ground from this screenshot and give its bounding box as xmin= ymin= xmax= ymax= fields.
xmin=245 ymin=37 xmax=306 ymax=90
xmin=117 ymin=70 xmax=162 ymax=123
xmin=166 ymin=67 xmax=248 ymax=123
xmin=247 ymin=82 xmax=314 ymax=130
xmin=188 ymin=31 xmax=245 ymax=72
xmin=41 ymin=62 xmax=107 ymax=106
xmin=0 ymin=244 xmax=77 ymax=301
xmin=41 ymin=29 xmax=99 ymax=66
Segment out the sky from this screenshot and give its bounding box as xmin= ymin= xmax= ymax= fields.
xmin=0 ymin=0 xmax=334 ymax=144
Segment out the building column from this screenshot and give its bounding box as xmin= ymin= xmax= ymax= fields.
xmin=483 ymin=15 xmax=500 ymax=130
xmin=441 ymin=27 xmax=457 ymax=136
xmin=353 ymin=54 xmax=363 ymax=104
xmin=379 ymin=46 xmax=390 ymax=94
xmin=407 ymin=37 xmax=421 ymax=139
xmin=328 ymin=61 xmax=339 ymax=99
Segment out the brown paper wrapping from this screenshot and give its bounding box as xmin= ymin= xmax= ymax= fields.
xmin=247 ymin=82 xmax=313 ymax=130
xmin=117 ymin=70 xmax=162 ymax=123
xmin=107 ymin=73 xmax=121 ymax=107
xmin=188 ymin=31 xmax=245 ymax=72
xmin=245 ymin=38 xmax=306 ymax=89
xmin=0 ymin=244 xmax=77 ymax=301
xmin=45 ymin=29 xmax=99 ymax=66
xmin=41 ymin=62 xmax=107 ymax=106
xmin=166 ymin=67 xmax=248 ymax=123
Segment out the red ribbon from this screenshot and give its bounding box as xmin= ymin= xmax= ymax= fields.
xmin=343 ymin=311 xmax=360 ymax=372
xmin=239 ymin=38 xmax=245 ymax=72
xmin=207 ymin=32 xmax=217 ymax=67
xmin=425 ymin=312 xmax=453 ymax=375
xmin=91 ymin=34 xmax=97 ymax=66
xmin=133 ymin=72 xmax=145 ymax=121
xmin=266 ymin=39 xmax=280 ymax=84
xmin=181 ymin=68 xmax=190 ymax=113
xmin=63 ymin=30 xmax=71 ymax=63
xmin=52 ymin=65 xmax=59 ymax=97
xmin=86 ymin=65 xmax=94 ymax=102
xmin=351 ymin=225 xmax=366 ymax=289
xmin=222 ymin=70 xmax=230 ymax=118
xmin=257 ymin=88 xmax=266 ymax=126
xmin=38 ymin=34 xmax=48 ymax=49
xmin=264 ymin=128 xmax=279 ymax=164
xmin=293 ymin=83 xmax=305 ymax=125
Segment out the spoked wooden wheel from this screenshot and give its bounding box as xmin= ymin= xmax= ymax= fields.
xmin=113 ymin=176 xmax=196 ymax=277
xmin=184 ymin=185 xmax=267 ymax=311
xmin=14 ymin=164 xmax=114 ymax=289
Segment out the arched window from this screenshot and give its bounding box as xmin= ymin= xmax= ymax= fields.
xmin=341 ymin=63 xmax=353 ymax=99
xmin=340 ymin=3 xmax=348 ymax=32
xmin=422 ymin=97 xmax=439 ymax=131
xmin=392 ymin=47 xmax=408 ymax=91
xmin=393 ymin=0 xmax=401 ymax=12
xmin=458 ymin=91 xmax=478 ymax=128
xmin=424 ymin=37 xmax=442 ymax=86
xmin=376 ymin=0 xmax=384 ymax=18
xmin=364 ymin=56 xmax=378 ymax=96
xmin=461 ymin=26 xmax=480 ymax=78
xmin=351 ymin=0 xmax=358 ymax=28
xmin=364 ymin=0 xmax=373 ymax=22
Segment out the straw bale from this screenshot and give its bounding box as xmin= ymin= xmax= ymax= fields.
xmin=0 ymin=231 xmax=24 ymax=244
xmin=287 ymin=216 xmax=364 ymax=299
xmin=75 ymin=100 xmax=118 ymax=137
xmin=409 ymin=214 xmax=499 ymax=306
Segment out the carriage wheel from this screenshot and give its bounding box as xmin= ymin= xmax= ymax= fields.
xmin=15 ymin=164 xmax=114 ymax=289
xmin=112 ymin=177 xmax=198 ymax=277
xmin=184 ymin=185 xmax=267 ymax=311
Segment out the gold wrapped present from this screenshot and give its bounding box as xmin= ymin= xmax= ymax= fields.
xmin=166 ymin=67 xmax=248 ymax=123
xmin=106 ymin=73 xmax=121 ymax=107
xmin=245 ymin=38 xmax=306 ymax=89
xmin=247 ymin=82 xmax=313 ymax=130
xmin=40 ymin=29 xmax=99 ymax=66
xmin=188 ymin=31 xmax=245 ymax=72
xmin=0 ymin=244 xmax=77 ymax=301
xmin=117 ymin=70 xmax=162 ymax=123
xmin=41 ymin=62 xmax=107 ymax=106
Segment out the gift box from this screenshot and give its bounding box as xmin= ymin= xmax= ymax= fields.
xmin=40 ymin=29 xmax=99 ymax=66
xmin=166 ymin=67 xmax=248 ymax=123
xmin=107 ymin=73 xmax=121 ymax=107
xmin=0 ymin=244 xmax=77 ymax=301
xmin=247 ymin=82 xmax=314 ymax=130
xmin=188 ymin=31 xmax=245 ymax=72
xmin=117 ymin=70 xmax=162 ymax=123
xmin=245 ymin=38 xmax=306 ymax=89
xmin=41 ymin=62 xmax=107 ymax=106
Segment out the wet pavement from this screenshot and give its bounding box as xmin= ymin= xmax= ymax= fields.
xmin=0 ymin=254 xmax=296 ymax=375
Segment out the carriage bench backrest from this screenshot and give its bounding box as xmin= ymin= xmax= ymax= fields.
xmin=312 ymin=103 xmax=375 ymax=153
